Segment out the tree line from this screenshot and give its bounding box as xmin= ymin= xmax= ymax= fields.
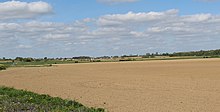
xmin=1 ymin=49 xmax=220 ymax=61
xmin=168 ymin=49 xmax=220 ymax=57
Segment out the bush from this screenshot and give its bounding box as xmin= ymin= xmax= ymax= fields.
xmin=92 ymin=60 xmax=101 ymax=62
xmin=119 ymin=59 xmax=132 ymax=61
xmin=0 ymin=64 xmax=6 ymax=70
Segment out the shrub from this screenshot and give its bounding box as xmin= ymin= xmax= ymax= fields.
xmin=119 ymin=58 xmax=133 ymax=61
xmin=93 ymin=60 xmax=101 ymax=62
xmin=0 ymin=64 xmax=6 ymax=70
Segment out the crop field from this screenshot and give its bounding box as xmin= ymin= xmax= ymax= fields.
xmin=0 ymin=58 xmax=220 ymax=112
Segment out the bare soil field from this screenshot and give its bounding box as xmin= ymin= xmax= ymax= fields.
xmin=0 ymin=58 xmax=220 ymax=112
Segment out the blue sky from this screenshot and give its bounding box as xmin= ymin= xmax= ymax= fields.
xmin=13 ymin=0 xmax=220 ymax=22
xmin=0 ymin=0 xmax=220 ymax=58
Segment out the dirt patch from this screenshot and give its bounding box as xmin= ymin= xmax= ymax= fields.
xmin=0 ymin=59 xmax=220 ymax=112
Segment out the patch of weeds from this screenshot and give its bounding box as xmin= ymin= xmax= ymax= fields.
xmin=0 ymin=87 xmax=105 ymax=112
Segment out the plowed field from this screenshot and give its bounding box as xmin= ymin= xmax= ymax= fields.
xmin=1 ymin=59 xmax=220 ymax=112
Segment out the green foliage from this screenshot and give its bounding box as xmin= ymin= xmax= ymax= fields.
xmin=119 ymin=58 xmax=133 ymax=61
xmin=170 ymin=49 xmax=220 ymax=57
xmin=15 ymin=57 xmax=24 ymax=61
xmin=0 ymin=87 xmax=105 ymax=112
xmin=92 ymin=60 xmax=101 ymax=62
xmin=0 ymin=64 xmax=6 ymax=70
xmin=15 ymin=57 xmax=35 ymax=62
xmin=23 ymin=58 xmax=34 ymax=62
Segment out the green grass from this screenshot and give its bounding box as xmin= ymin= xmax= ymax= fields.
xmin=0 ymin=87 xmax=105 ymax=112
xmin=0 ymin=60 xmax=91 ymax=68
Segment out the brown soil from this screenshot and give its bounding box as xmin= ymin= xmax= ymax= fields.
xmin=0 ymin=59 xmax=220 ymax=112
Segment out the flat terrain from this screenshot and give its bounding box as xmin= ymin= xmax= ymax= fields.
xmin=0 ymin=59 xmax=220 ymax=112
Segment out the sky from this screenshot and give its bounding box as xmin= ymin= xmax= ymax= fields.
xmin=0 ymin=0 xmax=220 ymax=58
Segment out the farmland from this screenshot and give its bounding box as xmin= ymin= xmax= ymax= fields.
xmin=0 ymin=58 xmax=220 ymax=112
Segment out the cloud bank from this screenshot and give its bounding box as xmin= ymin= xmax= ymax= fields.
xmin=0 ymin=1 xmax=52 ymax=20
xmin=0 ymin=1 xmax=219 ymax=57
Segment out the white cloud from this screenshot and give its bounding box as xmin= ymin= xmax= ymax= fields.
xmin=1 ymin=9 xmax=220 ymax=57
xmin=17 ymin=44 xmax=32 ymax=49
xmin=44 ymin=33 xmax=71 ymax=40
xmin=98 ymin=9 xmax=178 ymax=26
xmin=97 ymin=0 xmax=139 ymax=4
xmin=182 ymin=14 xmax=212 ymax=22
xmin=0 ymin=1 xmax=52 ymax=20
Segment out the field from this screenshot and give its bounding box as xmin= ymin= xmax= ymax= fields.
xmin=0 ymin=58 xmax=220 ymax=112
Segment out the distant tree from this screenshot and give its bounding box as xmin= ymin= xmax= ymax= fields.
xmin=162 ymin=53 xmax=169 ymax=56
xmin=23 ymin=58 xmax=34 ymax=62
xmin=15 ymin=57 xmax=23 ymax=61
xmin=170 ymin=49 xmax=220 ymax=57
xmin=146 ymin=53 xmax=150 ymax=56
xmin=115 ymin=56 xmax=119 ymax=58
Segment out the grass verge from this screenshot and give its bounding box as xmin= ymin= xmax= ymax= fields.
xmin=0 ymin=86 xmax=105 ymax=112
